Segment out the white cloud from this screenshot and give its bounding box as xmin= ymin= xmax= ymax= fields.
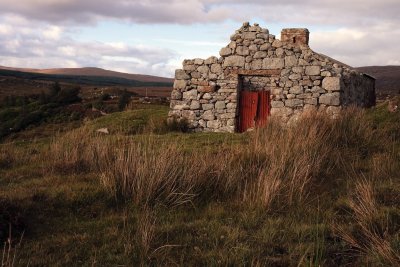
xmin=0 ymin=1 xmax=398 ymax=76
xmin=0 ymin=0 xmax=398 ymax=27
xmin=0 ymin=15 xmax=178 ymax=77
xmin=311 ymin=24 xmax=400 ymax=67
xmin=43 ymin=26 xmax=62 ymax=40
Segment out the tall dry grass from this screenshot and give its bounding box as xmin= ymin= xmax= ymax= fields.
xmin=1 ymin=227 xmax=23 ymax=267
xmin=0 ymin=143 xmax=32 ymax=170
xmin=335 ymin=178 xmax=400 ymax=265
xmin=44 ymin=108 xmax=384 ymax=212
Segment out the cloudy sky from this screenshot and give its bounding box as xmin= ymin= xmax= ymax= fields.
xmin=0 ymin=0 xmax=399 ymax=78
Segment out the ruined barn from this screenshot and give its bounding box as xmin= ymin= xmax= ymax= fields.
xmin=169 ymin=22 xmax=375 ymax=132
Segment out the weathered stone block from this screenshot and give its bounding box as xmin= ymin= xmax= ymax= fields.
xmin=215 ymin=101 xmax=226 ymax=110
xmin=220 ymin=47 xmax=232 ymax=57
xmin=322 ymin=77 xmax=341 ymax=91
xmin=190 ymin=100 xmax=200 ymax=110
xmin=311 ymin=86 xmax=325 ymax=94
xmin=305 ymin=66 xmax=321 ymax=76
xmin=191 ymin=72 xmax=201 ymax=79
xmin=262 ymin=58 xmax=284 ymax=69
xmin=202 ymin=103 xmax=214 ymax=110
xmin=289 ymin=85 xmax=303 ymax=94
xmin=319 ymin=92 xmax=340 ymax=106
xmin=223 ymin=56 xmax=245 ymax=67
xmin=198 ymin=86 xmax=214 ymax=93
xmin=296 ymin=93 xmax=312 ymax=99
xmin=202 ymin=110 xmax=215 ymax=120
xmin=202 ymin=93 xmax=212 ymax=100
xmin=211 ymin=64 xmax=222 ymax=74
xmin=326 ymin=106 xmax=341 ymax=116
xmin=243 ymin=32 xmax=256 ymax=40
xmin=285 ymin=55 xmax=298 ymax=67
xmin=249 ymin=44 xmax=258 ymax=51
xmin=251 ymin=59 xmax=262 ymax=70
xmin=182 ymin=110 xmax=196 ymax=120
xmin=292 ymin=67 xmax=303 ymax=74
xmin=197 ymin=65 xmax=209 ymax=74
xmin=272 ymin=88 xmax=283 ymax=95
xmin=271 ymin=101 xmax=284 ymax=108
xmin=276 ymin=48 xmax=284 ymax=57
xmin=171 ymin=90 xmax=182 ymax=100
xmin=220 ymin=113 xmax=236 ymax=119
xmin=175 ymin=69 xmax=190 ymax=80
xmin=226 ymin=103 xmax=237 ymax=109
xmin=173 ymin=104 xmax=190 ymax=110
xmin=207 ymin=120 xmax=221 ymax=129
xmin=305 ymin=98 xmax=318 ymax=105
xmin=173 ymin=80 xmax=187 ymax=90
xmin=194 ymin=58 xmax=204 ymax=65
xmin=183 ymin=64 xmax=196 ymax=71
xmin=272 ymin=39 xmax=282 ymax=48
xmin=236 ymin=46 xmax=249 ymax=56
xmin=205 ymin=56 xmax=218 ymax=65
xmin=285 ymin=99 xmax=303 ymax=107
xmin=260 ymin=43 xmax=271 ymax=51
xmin=183 ymin=89 xmax=198 ymax=100
xmin=227 ymin=119 xmax=235 ymax=126
xmin=254 ymin=51 xmax=267 ymax=59
xmin=288 ymin=73 xmax=302 ymax=80
xmin=271 ymin=107 xmax=293 ymax=116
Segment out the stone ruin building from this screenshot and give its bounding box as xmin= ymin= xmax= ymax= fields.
xmin=169 ymin=22 xmax=376 ymax=132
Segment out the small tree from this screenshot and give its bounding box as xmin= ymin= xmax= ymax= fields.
xmin=39 ymin=91 xmax=48 ymax=104
xmin=49 ymin=82 xmax=61 ymax=98
xmin=118 ymin=89 xmax=130 ymax=111
xmin=55 ymin=86 xmax=81 ymax=104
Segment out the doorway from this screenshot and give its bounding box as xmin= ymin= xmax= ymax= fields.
xmin=238 ymin=90 xmax=270 ymax=132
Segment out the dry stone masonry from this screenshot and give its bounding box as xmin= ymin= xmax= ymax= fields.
xmin=169 ymin=22 xmax=375 ymax=132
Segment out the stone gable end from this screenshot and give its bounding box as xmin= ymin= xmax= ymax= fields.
xmin=169 ymin=22 xmax=375 ymax=133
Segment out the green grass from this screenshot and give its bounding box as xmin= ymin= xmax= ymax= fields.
xmin=1 ymin=102 xmax=399 ymax=266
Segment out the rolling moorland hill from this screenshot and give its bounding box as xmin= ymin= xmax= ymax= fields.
xmin=0 ymin=67 xmax=174 ymax=99
xmin=0 ymin=66 xmax=173 ymax=83
xmin=0 ymin=65 xmax=398 ymax=100
xmin=356 ymin=65 xmax=400 ymax=96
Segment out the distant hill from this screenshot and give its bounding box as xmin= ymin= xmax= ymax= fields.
xmin=0 ymin=69 xmax=173 ymax=88
xmin=0 ymin=66 xmax=173 ymax=83
xmin=0 ymin=66 xmax=173 ymax=99
xmin=356 ymin=66 xmax=400 ymax=96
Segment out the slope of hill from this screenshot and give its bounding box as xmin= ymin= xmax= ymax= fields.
xmin=0 ymin=66 xmax=173 ymax=83
xmin=0 ymin=69 xmax=172 ymax=87
xmin=356 ymin=66 xmax=400 ymax=96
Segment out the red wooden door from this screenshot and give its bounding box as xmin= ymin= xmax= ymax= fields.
xmin=238 ymin=91 xmax=258 ymax=132
xmin=256 ymin=91 xmax=270 ymax=127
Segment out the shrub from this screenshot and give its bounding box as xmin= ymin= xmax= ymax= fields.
xmin=155 ymin=116 xmax=189 ymax=133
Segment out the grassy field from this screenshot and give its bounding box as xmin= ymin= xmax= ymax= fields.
xmin=0 ymin=101 xmax=399 ymax=266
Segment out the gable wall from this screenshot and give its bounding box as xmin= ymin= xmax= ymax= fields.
xmin=169 ymin=22 xmax=374 ymax=132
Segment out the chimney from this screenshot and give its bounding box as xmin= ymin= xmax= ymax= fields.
xmin=281 ymin=28 xmax=309 ymax=46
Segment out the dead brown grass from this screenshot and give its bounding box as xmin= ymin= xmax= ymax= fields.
xmin=336 ymin=178 xmax=400 ymax=266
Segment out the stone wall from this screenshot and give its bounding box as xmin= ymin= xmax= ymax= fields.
xmin=169 ymin=22 xmax=375 ymax=132
xmin=341 ymin=72 xmax=376 ymax=107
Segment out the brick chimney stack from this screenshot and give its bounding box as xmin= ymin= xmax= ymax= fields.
xmin=281 ymin=28 xmax=309 ymax=46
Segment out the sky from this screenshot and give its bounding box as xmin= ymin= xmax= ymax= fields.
xmin=0 ymin=0 xmax=399 ymax=78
